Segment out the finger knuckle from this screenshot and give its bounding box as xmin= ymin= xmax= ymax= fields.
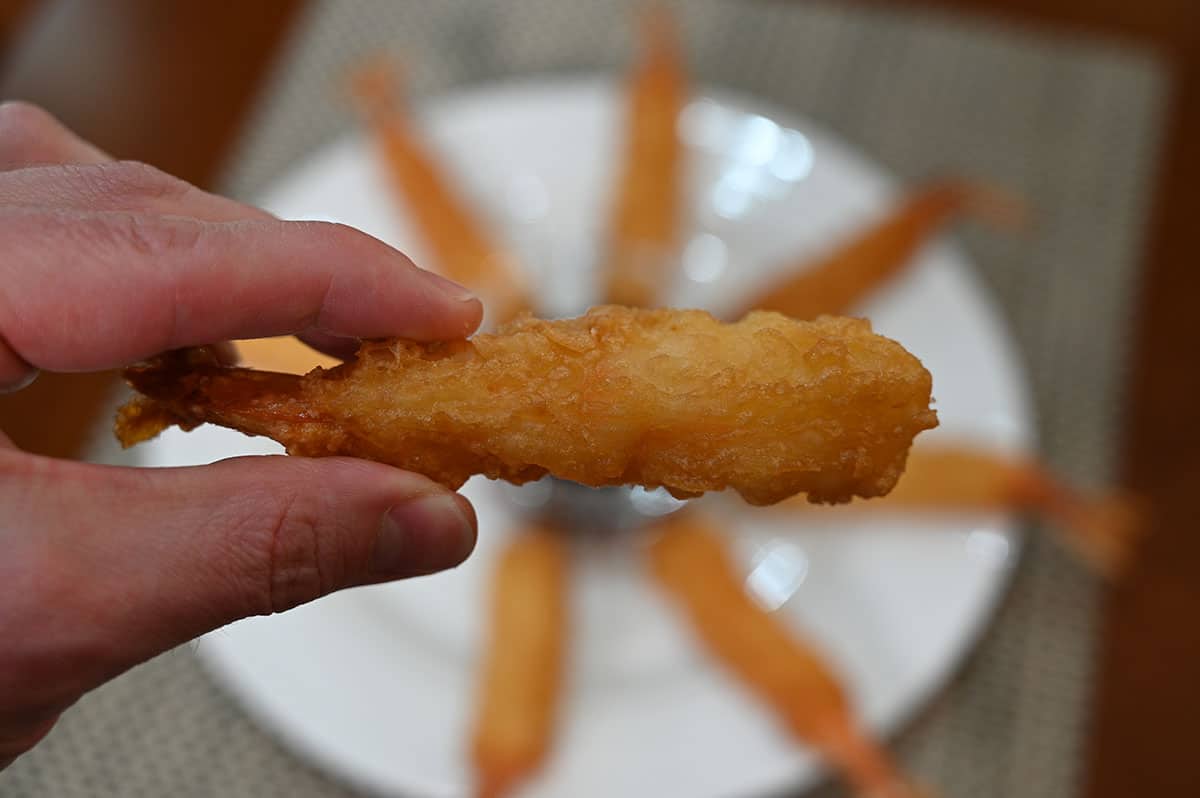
xmin=105 ymin=211 xmax=204 ymax=258
xmin=222 ymin=480 xmax=338 ymax=616
xmin=267 ymin=488 xmax=336 ymax=614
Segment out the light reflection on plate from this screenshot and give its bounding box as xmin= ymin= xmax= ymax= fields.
xmin=745 ymin=540 xmax=811 ymax=611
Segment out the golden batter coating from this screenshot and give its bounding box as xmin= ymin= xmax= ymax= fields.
xmin=116 ymin=306 xmax=937 ymax=506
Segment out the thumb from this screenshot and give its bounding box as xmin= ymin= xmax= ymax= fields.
xmin=0 ymin=450 xmax=476 ymax=709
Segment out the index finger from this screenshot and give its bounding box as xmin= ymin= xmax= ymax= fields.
xmin=0 ymin=208 xmax=482 ymax=376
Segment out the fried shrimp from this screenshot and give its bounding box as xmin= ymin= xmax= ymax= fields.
xmin=349 ymin=60 xmax=531 ymax=324
xmin=116 ymin=306 xmax=936 ymax=506
xmin=776 ymin=444 xmax=1145 ymax=577
xmin=602 ymin=7 xmax=687 ymax=308
xmin=471 ymin=526 xmax=568 ymax=798
xmin=736 ymin=180 xmax=1024 ymax=321
xmin=649 ymin=514 xmax=931 ymax=798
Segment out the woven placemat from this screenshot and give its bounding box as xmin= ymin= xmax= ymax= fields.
xmin=3 ymin=1 xmax=1167 ymax=796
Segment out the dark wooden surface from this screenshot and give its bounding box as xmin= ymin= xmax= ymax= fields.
xmin=0 ymin=1 xmax=1195 ymax=796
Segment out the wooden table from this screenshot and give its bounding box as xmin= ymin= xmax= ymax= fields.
xmin=0 ymin=1 xmax=1195 ymax=795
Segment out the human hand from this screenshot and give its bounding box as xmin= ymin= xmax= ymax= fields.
xmin=0 ymin=102 xmax=484 ymax=768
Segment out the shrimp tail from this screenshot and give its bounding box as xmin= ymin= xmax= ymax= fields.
xmin=957 ymin=179 xmax=1028 ymax=232
xmin=347 ymin=57 xmax=531 ymax=323
xmin=650 ymin=514 xmax=929 ymax=798
xmin=817 ymin=717 xmax=935 ymax=798
xmin=602 ymin=4 xmax=687 ymax=308
xmin=1012 ymin=467 xmax=1147 ymax=578
xmin=470 ymin=526 xmax=568 ymax=798
xmin=115 ymin=348 xmax=309 ymax=448
xmin=476 ymin=774 xmax=515 ymax=798
xmin=740 ymin=179 xmax=1027 ymax=321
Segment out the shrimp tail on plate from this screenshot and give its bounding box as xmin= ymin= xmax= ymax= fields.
xmin=471 ymin=525 xmax=569 ymax=798
xmin=602 ymin=5 xmax=688 ymax=308
xmin=774 ymin=444 xmax=1145 ymax=578
xmin=649 ymin=513 xmax=931 ymax=798
xmin=737 ymin=179 xmax=1026 ymax=321
xmin=349 ymin=57 xmax=532 ymax=324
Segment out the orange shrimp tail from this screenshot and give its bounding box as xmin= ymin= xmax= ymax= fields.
xmin=115 ymin=348 xmax=310 ymax=448
xmin=639 ymin=2 xmax=680 ymax=62
xmin=956 ymin=180 xmax=1028 ymax=232
xmin=347 ymin=54 xmax=406 ymax=120
xmin=742 ymin=179 xmax=1026 ymax=320
xmin=475 ymin=770 xmax=516 ymax=798
xmin=469 ymin=528 xmax=568 ymax=798
xmin=815 ymin=717 xmax=931 ymax=798
xmin=346 ymin=57 xmax=531 ymax=323
xmin=650 ymin=515 xmax=929 ymax=796
xmin=896 ymin=179 xmax=1027 ymax=234
xmin=602 ymin=3 xmax=686 ymax=308
xmin=1013 ymin=470 xmax=1147 ymax=578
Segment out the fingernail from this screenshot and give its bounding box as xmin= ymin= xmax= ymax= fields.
xmin=422 ymin=269 xmax=478 ymax=303
xmin=372 ymin=493 xmax=477 ymax=577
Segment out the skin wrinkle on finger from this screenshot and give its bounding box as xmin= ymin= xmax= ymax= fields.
xmin=0 ymin=209 xmax=482 ymax=372
xmin=144 ymin=456 xmax=457 ymax=620
xmin=123 ymin=457 xmax=312 ymax=622
xmin=121 ymin=210 xmax=205 ymax=259
xmin=266 ymin=486 xmax=331 ymax=615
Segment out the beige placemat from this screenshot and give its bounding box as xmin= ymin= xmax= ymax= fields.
xmin=3 ymin=1 xmax=1167 ymax=796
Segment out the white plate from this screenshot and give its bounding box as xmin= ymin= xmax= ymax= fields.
xmin=135 ymin=77 xmax=1033 ymax=798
